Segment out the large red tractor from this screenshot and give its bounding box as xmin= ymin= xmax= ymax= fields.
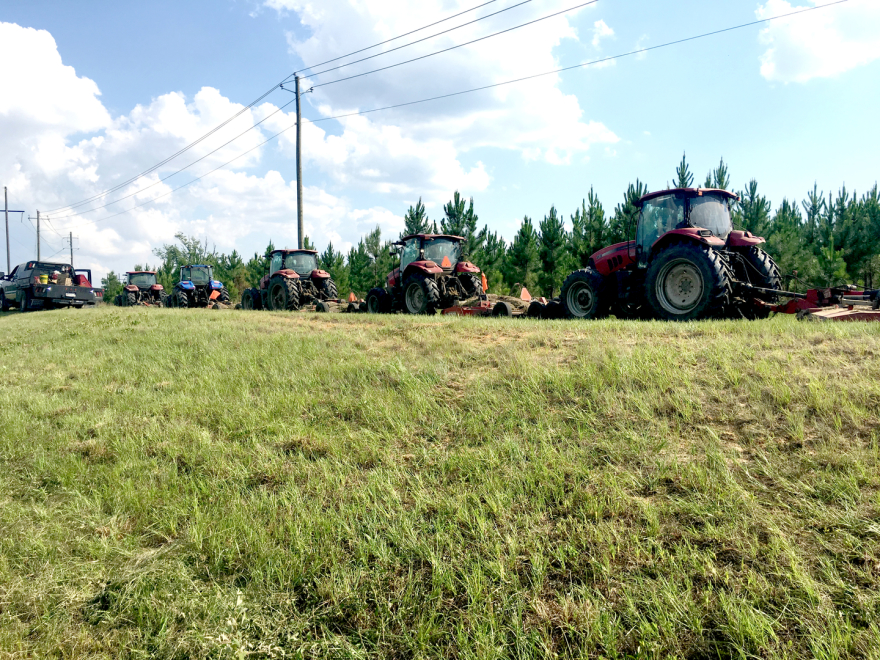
xmin=240 ymin=249 xmax=338 ymax=311
xmin=114 ymin=271 xmax=167 ymax=307
xmin=559 ymin=188 xmax=780 ymax=321
xmin=366 ymin=233 xmax=484 ymax=315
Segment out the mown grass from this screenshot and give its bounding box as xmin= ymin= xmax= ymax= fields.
xmin=0 ymin=307 xmax=878 ymax=659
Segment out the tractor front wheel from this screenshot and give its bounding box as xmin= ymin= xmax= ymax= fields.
xmin=269 ymin=277 xmax=301 ymax=311
xmin=403 ymin=274 xmax=440 ymax=315
xmin=646 ymin=242 xmax=731 ymax=321
xmin=560 ymin=268 xmax=609 ymax=319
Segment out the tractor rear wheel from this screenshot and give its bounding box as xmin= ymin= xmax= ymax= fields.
xmin=732 ymin=247 xmax=781 ymax=319
xmin=176 ymin=290 xmax=189 ymax=309
xmin=366 ymin=287 xmax=390 ymax=314
xmin=646 ymin=242 xmax=731 ymax=321
xmin=241 ymin=289 xmax=257 ymax=310
xmin=219 ymin=287 xmax=231 ymax=303
xmin=318 ymin=278 xmax=338 ymax=301
xmin=403 ymin=274 xmax=440 ymax=315
xmin=159 ymin=291 xmax=168 ymax=307
xmin=126 ymin=291 xmax=137 ymax=306
xmin=269 ymin=276 xmax=301 ymax=311
xmin=560 ymin=268 xmax=609 ymax=319
xmin=461 ymin=273 xmax=484 ymax=298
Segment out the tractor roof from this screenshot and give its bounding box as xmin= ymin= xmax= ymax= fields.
xmin=127 ymin=270 xmax=156 ymax=275
xmin=183 ymin=264 xmax=211 ymax=268
xmin=637 ymin=188 xmax=739 ymax=207
xmin=272 ymin=249 xmax=318 ymax=255
xmin=397 ymin=233 xmax=466 ymax=244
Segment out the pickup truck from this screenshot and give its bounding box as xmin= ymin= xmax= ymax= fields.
xmin=0 ymin=261 xmax=104 ymax=312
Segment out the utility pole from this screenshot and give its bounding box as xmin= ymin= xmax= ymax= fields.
xmin=4 ymin=187 xmax=8 ymax=273
xmin=36 ymin=210 xmax=40 ymax=260
xmin=295 ymin=74 xmax=304 ymax=250
xmin=69 ymin=232 xmax=74 ymax=267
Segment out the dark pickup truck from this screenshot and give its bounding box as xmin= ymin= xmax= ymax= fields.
xmin=0 ymin=261 xmax=104 ymax=312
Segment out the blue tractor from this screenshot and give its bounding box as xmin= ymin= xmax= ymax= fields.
xmin=166 ymin=264 xmax=230 ymax=308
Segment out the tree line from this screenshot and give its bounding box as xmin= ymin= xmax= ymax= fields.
xmin=102 ymin=154 xmax=880 ymax=301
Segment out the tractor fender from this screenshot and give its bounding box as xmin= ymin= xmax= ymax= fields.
xmin=387 ymin=268 xmax=401 ymax=289
xmin=273 ymin=269 xmax=301 ymax=280
xmin=589 ymin=241 xmax=636 ymax=277
xmin=404 ymin=261 xmax=444 ymax=279
xmin=209 ymin=280 xmax=224 ymax=289
xmin=726 ymin=230 xmax=766 ymax=248
xmin=454 ymin=261 xmax=481 ymax=274
xmin=123 ymin=284 xmax=139 ymax=292
xmin=653 ymin=228 xmax=726 ymax=251
xmin=178 ymin=281 xmax=196 ymax=291
xmin=150 ymin=284 xmax=164 ymax=291
xmin=310 ymin=269 xmax=331 ymax=280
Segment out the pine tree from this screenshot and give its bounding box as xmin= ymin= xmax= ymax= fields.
xmin=502 ymin=216 xmax=539 ymax=292
xmin=673 ymin=152 xmax=694 ymax=189
xmin=101 ymin=271 xmax=123 ymax=301
xmin=703 ymin=157 xmax=731 ymax=190
xmin=401 ymin=198 xmax=431 ymax=238
xmin=476 ymin=228 xmax=506 ymax=292
xmin=801 ymin=184 xmax=826 ymax=247
xmin=302 ymin=236 xmax=316 ymax=251
xmin=319 ymin=242 xmax=349 ymax=296
xmin=347 ymin=241 xmax=373 ymax=296
xmin=609 ymin=180 xmax=648 ymax=244
xmin=537 ymin=205 xmax=569 ymax=297
xmin=245 ymin=241 xmax=274 ymax=287
xmin=570 ymin=188 xmax=606 ymax=268
xmin=441 ymin=191 xmax=484 ymax=258
xmin=735 ymin=180 xmax=771 ymax=236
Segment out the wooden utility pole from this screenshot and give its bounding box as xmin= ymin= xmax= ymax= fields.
xmin=36 ymin=210 xmax=40 ymax=260
xmin=295 ymin=74 xmax=303 ymax=249
xmin=4 ymin=187 xmax=8 ymax=273
xmin=69 ymin=232 xmax=74 ymax=267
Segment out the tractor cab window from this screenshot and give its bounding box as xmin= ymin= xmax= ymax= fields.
xmin=283 ymin=252 xmax=318 ymax=275
xmin=270 ymin=253 xmax=283 ymax=275
xmin=128 ymin=273 xmax=157 ymax=287
xmin=400 ymin=239 xmax=420 ymax=271
xmin=423 ymin=239 xmax=461 ymax=268
xmin=183 ymin=267 xmax=212 ymax=285
xmin=688 ymin=196 xmax=732 ymax=240
xmin=637 ymin=195 xmax=684 ymax=265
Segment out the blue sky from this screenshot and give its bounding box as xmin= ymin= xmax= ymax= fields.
xmin=1 ymin=0 xmax=878 ymax=278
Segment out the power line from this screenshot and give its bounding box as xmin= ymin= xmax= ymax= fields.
xmin=310 ymin=0 xmax=599 ymax=89
xmin=46 ymin=0 xmax=516 ymax=215
xmin=306 ymin=0 xmax=539 ymax=79
xmin=60 ymin=0 xmax=847 ymax=231
xmin=294 ymin=0 xmax=504 ymax=74
xmin=51 ymin=97 xmax=298 ymax=221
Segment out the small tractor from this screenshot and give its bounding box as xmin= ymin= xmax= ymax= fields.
xmin=559 ymin=188 xmax=781 ymax=321
xmin=165 ymin=264 xmax=230 ymax=308
xmin=366 ymin=233 xmax=484 ymax=315
xmin=240 ymin=249 xmax=338 ymax=311
xmin=114 ymin=271 xmax=167 ymax=306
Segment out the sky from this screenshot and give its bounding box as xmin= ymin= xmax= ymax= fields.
xmin=1 ymin=0 xmax=878 ymax=281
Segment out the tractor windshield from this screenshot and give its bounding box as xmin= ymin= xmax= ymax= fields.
xmin=182 ymin=267 xmax=212 ymax=285
xmin=128 ymin=273 xmax=157 ymax=287
xmin=423 ymin=239 xmax=461 ymax=268
xmin=283 ymin=253 xmax=318 ymax=275
xmin=688 ymin=196 xmax=732 ymax=239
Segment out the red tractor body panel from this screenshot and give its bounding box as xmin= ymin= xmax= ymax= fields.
xmin=310 ymin=269 xmax=331 ymax=280
xmin=403 ymin=261 xmax=445 ymax=279
xmin=726 ymin=230 xmax=766 ymax=248
xmin=589 ymin=241 xmax=637 ymax=276
xmin=124 ymin=284 xmax=139 ymax=292
xmin=653 ymin=227 xmax=726 ymax=250
xmin=454 ymin=261 xmax=481 ymax=274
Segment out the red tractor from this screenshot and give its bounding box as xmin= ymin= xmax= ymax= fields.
xmin=114 ymin=271 xmax=167 ymax=307
xmin=559 ymin=188 xmax=780 ymax=321
xmin=366 ymin=233 xmax=484 ymax=314
xmin=240 ymin=249 xmax=338 ymax=311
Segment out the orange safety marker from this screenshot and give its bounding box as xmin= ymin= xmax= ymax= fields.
xmin=441 ymin=255 xmax=452 ymax=268
xmin=348 ymin=292 xmax=358 ymax=302
xmin=520 ymin=287 xmax=532 ymax=302
xmin=481 ymin=272 xmax=488 ymax=293
xmin=209 ymin=290 xmax=220 ymax=300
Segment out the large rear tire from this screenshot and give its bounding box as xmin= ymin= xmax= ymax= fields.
xmin=402 ymin=274 xmax=440 ymax=315
xmin=318 ymin=278 xmax=338 ymax=301
xmin=366 ymin=287 xmax=391 ymax=314
xmin=241 ymin=289 xmax=257 ymax=310
xmin=269 ymin=276 xmax=301 ymax=311
xmin=560 ymin=268 xmax=609 ymax=320
xmin=126 ymin=291 xmax=137 ymax=306
xmin=732 ymin=247 xmax=781 ymax=319
xmin=646 ymin=242 xmax=731 ymax=321
xmin=461 ymin=273 xmax=484 ymax=298
xmin=219 ymin=287 xmax=231 ymax=303
xmin=176 ymin=290 xmax=189 ymax=309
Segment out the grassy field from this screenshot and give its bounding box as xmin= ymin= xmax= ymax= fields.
xmin=0 ymin=306 xmax=878 ymax=659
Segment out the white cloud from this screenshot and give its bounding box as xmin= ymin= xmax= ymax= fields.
xmin=756 ymin=0 xmax=880 ymax=83
xmin=592 ymin=19 xmax=614 ymax=48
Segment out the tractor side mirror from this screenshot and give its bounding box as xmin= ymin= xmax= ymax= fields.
xmin=389 ymin=245 xmax=398 ymax=256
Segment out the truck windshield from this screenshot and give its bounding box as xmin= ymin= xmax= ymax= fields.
xmin=182 ymin=267 xmax=212 ymax=284
xmin=128 ymin=273 xmax=157 ymax=287
xmin=424 ymin=239 xmax=461 ymax=266
xmin=688 ymin=197 xmax=732 ymax=239
xmin=283 ymin=253 xmax=318 ymax=275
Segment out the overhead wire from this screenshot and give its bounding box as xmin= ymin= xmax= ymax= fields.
xmin=47 ymin=0 xmax=520 ymax=215
xmin=61 ymin=0 xmax=847 ymax=231
xmin=310 ymin=0 xmax=599 ymax=89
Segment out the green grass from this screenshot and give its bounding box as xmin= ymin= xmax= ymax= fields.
xmin=0 ymin=307 xmax=878 ymax=659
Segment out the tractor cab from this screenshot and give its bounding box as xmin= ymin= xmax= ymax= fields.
xmin=126 ymin=271 xmax=158 ymax=288
xmin=269 ymin=249 xmax=320 ymax=278
xmin=181 ymin=265 xmax=214 ymax=287
xmin=635 ymin=189 xmax=737 ymax=268
xmin=392 ymin=234 xmax=467 ymax=273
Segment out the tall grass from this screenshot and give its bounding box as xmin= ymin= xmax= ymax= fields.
xmin=0 ymin=307 xmax=878 ymax=658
